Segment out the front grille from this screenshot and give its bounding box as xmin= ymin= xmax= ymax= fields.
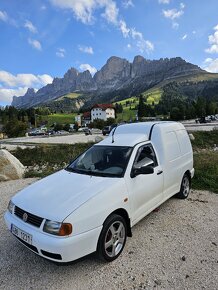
xmin=14 ymin=206 xmax=43 ymax=228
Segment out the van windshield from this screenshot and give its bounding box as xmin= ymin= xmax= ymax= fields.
xmin=66 ymin=145 xmax=132 ymax=178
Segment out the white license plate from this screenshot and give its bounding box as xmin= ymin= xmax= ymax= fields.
xmin=11 ymin=224 xmax=32 ymax=245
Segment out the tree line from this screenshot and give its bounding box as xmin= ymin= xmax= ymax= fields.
xmin=137 ymin=82 xmax=218 ymax=120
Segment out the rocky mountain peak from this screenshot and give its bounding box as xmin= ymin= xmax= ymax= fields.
xmin=25 ymin=88 xmax=36 ymax=96
xmin=94 ymin=56 xmax=131 ymax=89
xmin=11 ymin=55 xmax=205 ymax=108
xmin=64 ymin=67 xmax=79 ymax=79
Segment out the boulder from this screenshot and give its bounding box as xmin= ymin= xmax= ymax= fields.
xmin=0 ymin=149 xmax=25 ymax=181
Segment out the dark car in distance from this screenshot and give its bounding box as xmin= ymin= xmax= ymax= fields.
xmin=102 ymin=124 xmax=117 ymax=136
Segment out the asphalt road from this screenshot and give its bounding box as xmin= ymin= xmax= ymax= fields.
xmin=0 ymin=179 xmax=217 ymax=290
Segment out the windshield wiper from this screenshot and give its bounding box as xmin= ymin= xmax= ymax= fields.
xmin=65 ymin=167 xmax=81 ymax=173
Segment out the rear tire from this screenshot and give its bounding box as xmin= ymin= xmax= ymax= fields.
xmin=97 ymin=214 xmax=127 ymax=262
xmin=176 ymin=174 xmax=190 ymax=199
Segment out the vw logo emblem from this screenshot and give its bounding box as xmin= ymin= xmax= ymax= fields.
xmin=23 ymin=213 xmax=28 ymax=222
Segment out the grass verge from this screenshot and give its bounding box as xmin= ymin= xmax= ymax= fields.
xmin=191 ymin=130 xmax=218 ymax=150
xmin=12 ymin=143 xmax=94 ymax=178
xmin=192 ymin=151 xmax=218 ymax=193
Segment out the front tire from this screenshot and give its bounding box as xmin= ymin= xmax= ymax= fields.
xmin=97 ymin=214 xmax=127 ymax=262
xmin=176 ymin=174 xmax=190 ymax=199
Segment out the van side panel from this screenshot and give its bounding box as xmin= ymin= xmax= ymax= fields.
xmin=163 ymin=130 xmax=183 ymax=198
xmin=151 ymin=123 xmax=193 ymax=200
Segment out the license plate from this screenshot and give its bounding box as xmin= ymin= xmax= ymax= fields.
xmin=11 ymin=224 xmax=32 ymax=245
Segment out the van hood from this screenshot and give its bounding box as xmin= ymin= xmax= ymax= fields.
xmin=12 ymin=170 xmax=122 ymax=221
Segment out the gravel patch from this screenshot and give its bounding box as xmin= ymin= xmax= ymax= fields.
xmin=0 ymin=179 xmax=217 ymax=290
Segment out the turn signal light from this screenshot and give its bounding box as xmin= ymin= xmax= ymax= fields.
xmin=59 ymin=223 xmax=73 ymax=236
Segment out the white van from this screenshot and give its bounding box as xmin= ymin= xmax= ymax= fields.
xmin=5 ymin=121 xmax=194 ymax=263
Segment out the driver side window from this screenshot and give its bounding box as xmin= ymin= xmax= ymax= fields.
xmin=134 ymin=144 xmax=158 ymax=169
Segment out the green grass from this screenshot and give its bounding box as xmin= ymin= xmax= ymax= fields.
xmin=192 ymin=151 xmax=218 ymax=193
xmin=190 ymin=130 xmax=218 ymax=193
xmin=12 ymin=143 xmax=94 ymax=178
xmin=191 ymin=130 xmax=218 ymax=150
xmin=142 ymin=88 xmax=162 ymax=105
xmin=55 ymin=92 xmax=82 ymax=101
xmin=36 ymin=113 xmax=76 ymax=127
xmin=116 ymin=109 xmax=137 ymax=122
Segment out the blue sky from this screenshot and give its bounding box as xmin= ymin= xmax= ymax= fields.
xmin=0 ymin=0 xmax=218 ymax=106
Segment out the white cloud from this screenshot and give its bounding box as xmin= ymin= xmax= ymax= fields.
xmin=182 ymin=34 xmax=187 ymax=40
xmin=119 ymin=20 xmax=130 ymax=38
xmin=0 ymin=10 xmax=8 ymax=22
xmin=0 ymin=71 xmax=53 ymax=87
xmin=158 ymin=0 xmax=170 ymax=4
xmin=132 ymin=29 xmax=154 ymax=54
xmin=0 ymin=71 xmax=53 ymax=104
xmin=50 ymin=0 xmax=119 ymax=25
xmin=37 ymin=74 xmax=53 ymax=85
xmin=172 ymin=22 xmax=179 ymax=29
xmin=78 ymin=45 xmax=94 ymax=54
xmin=162 ymin=2 xmax=185 ymax=28
xmin=163 ymin=8 xmax=184 ymax=20
xmin=41 ymin=5 xmax=47 ymax=10
xmin=122 ymin=0 xmax=134 ymax=9
xmin=127 ymin=43 xmax=131 ymax=49
xmin=79 ymin=64 xmax=97 ymax=75
xmin=180 ymin=2 xmax=185 ymax=9
xmin=204 ymin=58 xmax=213 ymax=63
xmin=56 ymin=48 xmax=66 ymax=58
xmin=50 ymin=0 xmax=153 ymax=54
xmin=0 ymin=10 xmax=17 ymax=26
xmin=203 ymin=58 xmax=218 ymax=73
xmin=28 ymin=38 xmax=42 ymax=51
xmin=205 ymin=24 xmax=218 ymax=54
xmin=101 ymin=1 xmax=119 ymax=24
xmin=0 ymin=87 xmax=28 ymax=103
xmin=119 ymin=20 xmax=154 ymax=53
xmin=24 ymin=20 xmax=38 ymax=33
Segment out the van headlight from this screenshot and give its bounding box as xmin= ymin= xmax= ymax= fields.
xmin=8 ymin=200 xmax=15 ymax=214
xmin=43 ymin=220 xmax=72 ymax=236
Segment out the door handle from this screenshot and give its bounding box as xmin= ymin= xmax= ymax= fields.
xmin=157 ymin=170 xmax=163 ymax=175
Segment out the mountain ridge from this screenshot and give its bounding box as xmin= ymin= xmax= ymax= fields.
xmin=12 ymin=55 xmax=207 ymax=109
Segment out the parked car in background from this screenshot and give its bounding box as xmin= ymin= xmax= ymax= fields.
xmin=28 ymin=129 xmax=46 ymax=136
xmin=5 ymin=122 xmax=194 ymax=263
xmin=84 ymin=128 xmax=92 ymax=135
xmin=78 ymin=127 xmax=87 ymax=132
xmin=102 ymin=124 xmax=117 ymax=135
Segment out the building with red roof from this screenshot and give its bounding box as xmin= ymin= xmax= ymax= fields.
xmin=91 ymin=104 xmax=115 ymax=122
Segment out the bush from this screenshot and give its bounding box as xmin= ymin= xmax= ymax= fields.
xmin=63 ymin=123 xmax=70 ymax=132
xmin=54 ymin=123 xmax=63 ymax=131
xmin=3 ymin=120 xmax=28 ymax=138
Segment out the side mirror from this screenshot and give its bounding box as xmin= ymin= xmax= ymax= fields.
xmin=131 ymin=165 xmax=154 ymax=178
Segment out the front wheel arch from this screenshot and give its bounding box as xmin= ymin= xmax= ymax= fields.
xmin=107 ymin=208 xmax=132 ymax=237
xmin=97 ymin=214 xmax=127 ymax=262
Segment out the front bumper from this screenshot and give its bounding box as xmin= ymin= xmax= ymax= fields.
xmin=4 ymin=211 xmax=102 ymax=263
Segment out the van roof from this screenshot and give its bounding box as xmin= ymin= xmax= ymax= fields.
xmin=97 ymin=121 xmax=185 ymax=147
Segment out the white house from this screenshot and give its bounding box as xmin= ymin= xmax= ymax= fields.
xmin=91 ymin=104 xmax=115 ymax=122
